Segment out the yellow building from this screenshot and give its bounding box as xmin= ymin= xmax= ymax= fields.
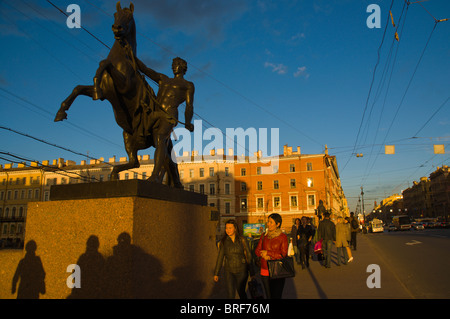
xmin=0 ymin=162 xmax=44 ymax=248
xmin=1 ymin=146 xmax=347 ymax=246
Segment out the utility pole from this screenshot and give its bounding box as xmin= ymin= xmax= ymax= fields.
xmin=361 ymin=186 xmax=365 ymax=224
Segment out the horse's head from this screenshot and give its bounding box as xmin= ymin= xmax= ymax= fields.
xmin=112 ymin=1 xmax=135 ymax=41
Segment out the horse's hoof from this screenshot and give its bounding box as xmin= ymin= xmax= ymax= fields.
xmin=54 ymin=110 xmax=67 ymax=122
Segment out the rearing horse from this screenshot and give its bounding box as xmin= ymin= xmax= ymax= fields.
xmin=55 ymin=2 xmax=156 ymax=181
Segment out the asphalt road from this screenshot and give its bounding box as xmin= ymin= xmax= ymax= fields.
xmin=364 ymin=228 xmax=450 ymax=299
xmin=279 ymin=227 xmax=450 ymax=299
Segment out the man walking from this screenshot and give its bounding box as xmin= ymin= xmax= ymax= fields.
xmin=317 ymin=212 xmax=336 ymax=268
xmin=349 ymin=212 xmax=359 ymax=250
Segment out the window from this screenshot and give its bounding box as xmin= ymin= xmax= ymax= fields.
xmin=273 ymin=197 xmax=281 ymax=208
xmin=134 ymin=172 xmax=138 ymax=179
xmin=290 ymin=164 xmax=295 ymax=172
xmin=257 ymin=198 xmax=264 ymax=209
xmin=257 ymin=167 xmax=261 ymax=175
xmin=34 ymin=189 xmax=39 ymax=200
xmin=14 ymin=190 xmax=18 ymax=200
xmin=307 ymin=178 xmax=314 ymax=187
xmin=142 ymin=172 xmax=146 ymax=180
xmin=273 ymin=180 xmax=279 ymax=189
xmin=257 ymin=181 xmax=263 ymax=190
xmin=225 ymin=183 xmax=230 ymax=195
xmin=308 ymin=194 xmax=315 ymax=206
xmin=189 ymin=169 xmax=194 ymax=178
xmin=307 ymin=162 xmax=313 ymax=171
xmin=225 ymin=167 xmax=229 ymax=176
xmin=19 ymin=207 xmax=24 ymax=217
xmin=290 ymin=179 xmax=296 ymax=188
xmin=209 ymin=167 xmax=214 ymax=177
xmin=225 ymin=202 xmax=231 ymax=214
xmin=273 ymin=165 xmax=279 ymax=173
xmin=12 ymin=207 xmax=16 ymax=218
xmin=290 ymin=195 xmax=298 ymax=207
xmin=241 ymin=182 xmax=247 ymax=191
xmin=210 ymin=183 xmax=215 ymax=195
xmin=124 ymin=173 xmax=129 ymax=180
xmin=189 ymin=184 xmax=195 ymax=192
xmin=199 ymin=168 xmax=204 ymax=177
xmin=199 ymin=184 xmax=205 ymax=194
xmin=241 ymin=168 xmax=246 ymax=176
xmin=0 ymin=191 xmax=3 ymax=200
xmin=28 ymin=190 xmax=32 ymax=199
xmin=21 ymin=190 xmax=25 ymax=199
xmin=99 ymin=175 xmax=104 ymax=182
xmin=44 ymin=191 xmax=49 ymax=201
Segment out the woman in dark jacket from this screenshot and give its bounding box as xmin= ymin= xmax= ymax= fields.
xmin=255 ymin=213 xmax=288 ymax=299
xmin=214 ymin=219 xmax=254 ymax=299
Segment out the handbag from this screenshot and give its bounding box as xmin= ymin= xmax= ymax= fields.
xmin=314 ymin=239 xmax=323 ymax=254
xmin=267 ymin=256 xmax=295 ymax=279
xmin=247 ymin=278 xmax=264 ymax=299
xmin=287 ymin=241 xmax=295 ymax=257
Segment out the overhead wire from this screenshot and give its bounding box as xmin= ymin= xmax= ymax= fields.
xmin=341 ymin=0 xmax=395 ymax=173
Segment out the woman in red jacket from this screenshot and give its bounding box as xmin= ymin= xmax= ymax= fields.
xmin=255 ymin=213 xmax=288 ymax=299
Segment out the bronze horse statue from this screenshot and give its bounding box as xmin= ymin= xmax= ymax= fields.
xmin=55 ymin=2 xmax=186 ymax=187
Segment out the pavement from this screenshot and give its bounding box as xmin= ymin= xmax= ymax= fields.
xmin=280 ymin=234 xmax=414 ymax=299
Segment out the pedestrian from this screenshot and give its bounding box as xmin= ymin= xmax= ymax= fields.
xmin=349 ymin=212 xmax=359 ymax=250
xmin=255 ymin=213 xmax=288 ymax=299
xmin=344 ymin=217 xmax=354 ymax=262
xmin=214 ymin=219 xmax=254 ymax=299
xmin=296 ymin=216 xmax=314 ymax=269
xmin=335 ymin=217 xmax=350 ymax=266
xmin=317 ymin=212 xmax=336 ymax=268
xmin=290 ymin=218 xmax=301 ymax=264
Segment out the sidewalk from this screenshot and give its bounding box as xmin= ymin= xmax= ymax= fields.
xmin=281 ymin=234 xmax=414 ymax=299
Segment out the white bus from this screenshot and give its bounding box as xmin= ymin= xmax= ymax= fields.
xmin=370 ymin=218 xmax=384 ymax=233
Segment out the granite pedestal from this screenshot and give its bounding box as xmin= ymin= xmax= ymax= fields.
xmin=23 ymin=180 xmax=218 ymax=299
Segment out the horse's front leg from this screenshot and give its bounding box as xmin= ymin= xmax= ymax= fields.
xmin=54 ymin=85 xmax=95 ymax=122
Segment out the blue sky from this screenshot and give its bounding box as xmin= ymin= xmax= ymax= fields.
xmin=0 ymin=0 xmax=449 ymax=212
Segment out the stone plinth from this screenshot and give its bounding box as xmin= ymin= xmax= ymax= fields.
xmin=21 ymin=182 xmax=218 ymax=299
xmin=50 ymin=179 xmax=207 ymax=205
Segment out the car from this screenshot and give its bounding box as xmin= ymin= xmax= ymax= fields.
xmin=423 ymin=222 xmax=434 ymax=229
xmin=413 ymin=223 xmax=424 ymax=230
xmin=438 ymin=221 xmax=449 ymax=228
xmin=387 ymin=224 xmax=396 ymax=232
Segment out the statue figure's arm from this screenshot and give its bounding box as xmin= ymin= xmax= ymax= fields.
xmin=185 ymin=82 xmax=195 ymax=132
xmin=136 ymin=58 xmax=165 ymax=83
